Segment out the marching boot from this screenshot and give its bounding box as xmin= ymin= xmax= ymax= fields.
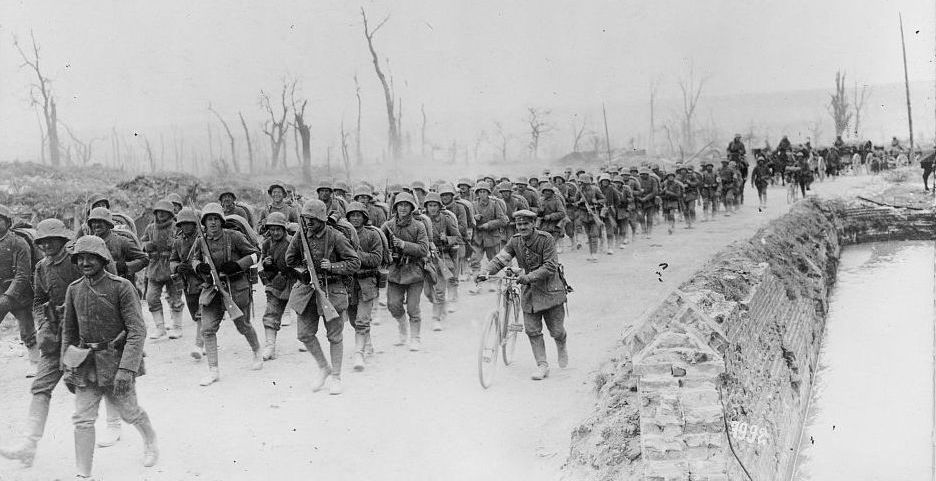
xmin=446 ymin=285 xmax=459 ymax=313
xmin=432 ymin=303 xmax=444 ymax=332
xmin=242 ymin=326 xmax=263 ymax=370
xmin=167 ymin=310 xmax=184 ymax=339
xmin=133 ymin=413 xmax=159 ymax=468
xmin=262 ymin=328 xmax=278 ymax=361
xmin=190 ymin=319 xmax=205 ymax=360
xmin=556 ymin=337 xmax=569 ymax=368
xmin=305 ymin=338 xmax=331 ymax=392
xmin=408 ymin=318 xmax=422 ymax=352
xmin=96 ymin=400 xmax=121 ymax=448
xmin=394 ymin=315 xmax=408 ymax=346
xmin=529 ymin=335 xmax=550 ymax=380
xmin=364 ymin=332 xmax=375 ymax=358
xmin=329 ymin=341 xmax=343 ymax=379
xmin=25 ymin=344 xmax=39 ymax=378
xmin=74 ymin=428 xmax=95 ymax=480
xmin=148 ymin=311 xmax=167 ymax=340
xmin=0 ymin=394 xmax=50 ymax=466
xmin=353 ymin=332 xmax=366 ymax=372
xmin=199 ymin=335 xmax=220 ymax=386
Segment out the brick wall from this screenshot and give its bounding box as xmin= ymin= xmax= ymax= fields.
xmin=565 ymin=198 xmax=933 ymax=481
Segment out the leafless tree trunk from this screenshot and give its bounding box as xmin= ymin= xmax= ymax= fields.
xmin=354 ymin=74 xmax=363 ymax=164
xmin=238 ymin=112 xmax=254 ymax=173
xmin=827 ymin=70 xmax=852 ymax=138
xmin=852 ymin=81 xmax=871 ymax=139
xmin=173 ymin=130 xmax=184 ymax=171
xmin=526 ymin=107 xmax=552 ymax=160
xmin=421 ymin=104 xmax=427 ymax=157
xmin=111 ymin=127 xmax=121 ymax=169
xmin=361 ymin=7 xmax=402 ymax=161
xmin=808 ymin=118 xmax=824 ymax=145
xmin=678 ymin=64 xmax=707 ymax=153
xmin=208 ymin=103 xmax=240 ymax=173
xmin=14 ymin=32 xmax=60 ymax=166
xmin=494 ymin=121 xmax=511 ymax=162
xmin=570 ymin=115 xmax=587 ymax=152
xmin=142 ymin=135 xmax=156 ymax=173
xmin=59 ymin=121 xmax=99 ymax=165
xmin=290 ymin=80 xmax=312 ymax=184
xmin=159 ymin=133 xmax=166 ymax=170
xmin=261 ymin=82 xmax=289 ymax=169
xmin=35 ymin=108 xmax=47 ymax=165
xmin=340 ymin=121 xmax=352 ymax=180
xmin=473 ymin=130 xmax=486 ymax=164
xmin=649 ymin=79 xmax=659 ymax=156
xmin=207 ymin=123 xmax=215 ymax=164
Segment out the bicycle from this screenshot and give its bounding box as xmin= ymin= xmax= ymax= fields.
xmin=476 ymin=267 xmax=524 ymax=389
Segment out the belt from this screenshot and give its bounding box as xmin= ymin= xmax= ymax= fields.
xmin=355 ymin=270 xmax=379 ymax=279
xmin=81 ymin=331 xmax=127 ymax=351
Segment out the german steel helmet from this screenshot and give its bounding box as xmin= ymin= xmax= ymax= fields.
xmin=87 ymin=207 xmax=115 ymax=227
xmin=35 ymin=218 xmax=73 ymax=241
xmin=176 ymin=208 xmax=199 ymax=225
xmin=474 ymin=181 xmax=491 ymax=193
xmin=334 ymin=181 xmax=350 ymax=194
xmin=200 ymin=203 xmax=225 ymax=225
xmin=267 ymin=181 xmax=287 ymax=196
xmin=345 ymin=201 xmax=369 ymax=220
xmin=265 ymin=211 xmax=288 ymax=229
xmin=166 ymin=193 xmax=184 ymax=208
xmin=352 ymin=184 xmax=373 ymax=201
xmin=71 ymin=235 xmax=111 ymax=264
xmin=88 ymin=193 xmax=110 ymax=209
xmin=392 ymin=192 xmax=418 ymax=210
xmin=217 ymin=190 xmax=237 ymax=201
xmin=539 ymin=183 xmax=555 ymax=193
xmin=301 ymin=199 xmax=328 ymax=222
xmin=423 ymin=192 xmax=442 ymax=206
xmin=495 ymin=181 xmax=513 ymax=192
xmin=438 ymin=183 xmax=456 ymax=196
xmin=153 ymin=199 xmax=176 ymax=216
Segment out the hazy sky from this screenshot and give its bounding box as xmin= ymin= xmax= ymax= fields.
xmin=0 ymin=0 xmax=933 ymax=161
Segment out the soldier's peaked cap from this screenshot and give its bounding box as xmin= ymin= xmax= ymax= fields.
xmin=512 ymin=209 xmax=537 ymax=220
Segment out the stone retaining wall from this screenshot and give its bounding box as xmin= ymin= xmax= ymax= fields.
xmin=564 ymin=198 xmax=933 ymax=481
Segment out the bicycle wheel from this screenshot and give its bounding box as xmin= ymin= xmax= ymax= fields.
xmin=502 ymin=296 xmax=521 ymax=366
xmin=478 ymin=311 xmax=500 ymax=389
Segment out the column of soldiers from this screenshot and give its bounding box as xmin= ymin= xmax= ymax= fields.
xmin=0 ymin=135 xmax=781 ymax=477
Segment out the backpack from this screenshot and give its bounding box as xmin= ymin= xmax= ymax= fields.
xmin=11 ymin=226 xmax=40 ymax=275
xmin=455 ymin=198 xmax=476 ymax=229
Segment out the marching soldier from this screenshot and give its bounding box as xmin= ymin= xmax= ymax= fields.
xmin=660 ymin=172 xmax=684 ymax=234
xmin=257 ymin=181 xmax=300 ymax=235
xmin=678 ymin=164 xmax=701 ymax=228
xmin=611 ymin=174 xmax=636 ymax=247
xmin=636 ymin=168 xmax=659 ymax=238
xmin=514 ymin=177 xmax=541 ymax=214
xmin=422 ymin=193 xmax=463 ymax=332
xmin=440 ymin=183 xmax=469 ymax=305
xmin=285 ymin=199 xmax=360 ymax=394
xmin=258 ymin=212 xmax=295 ymax=361
xmin=189 ymin=203 xmax=263 ymax=387
xmin=165 ymin=193 xmax=184 ymax=215
xmin=317 ymin=182 xmax=347 ymax=218
xmin=469 ymin=182 xmax=508 ymax=292
xmin=553 ymin=174 xmax=581 ymax=249
xmin=597 ymin=174 xmax=621 ymax=250
xmin=537 ymin=183 xmax=568 ymax=246
xmin=353 ymin=184 xmax=389 ymax=228
xmin=718 ymin=160 xmax=739 ymax=214
xmin=700 ymin=162 xmax=720 ymax=221
xmin=752 ymin=157 xmax=773 ymax=210
xmin=476 ymin=210 xmax=568 ymax=381
xmin=575 ymin=174 xmax=605 ymax=260
xmin=0 ymin=219 xmax=79 ymax=466
xmin=140 ymin=200 xmax=184 ymax=340
xmin=168 ymin=208 xmax=205 ymax=360
xmin=62 ymin=235 xmax=158 ymax=479
xmin=86 ymin=207 xmax=148 ymax=284
xmin=380 ymin=192 xmax=431 ymax=351
xmin=218 ymin=190 xmax=252 ymax=225
xmin=497 ymin=181 xmax=529 ymax=238
xmin=0 ymin=204 xmax=37 ymax=376
xmin=346 ymin=202 xmax=388 ymax=370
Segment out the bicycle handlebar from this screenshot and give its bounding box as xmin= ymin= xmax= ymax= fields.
xmin=475 ymin=267 xmax=522 ymax=283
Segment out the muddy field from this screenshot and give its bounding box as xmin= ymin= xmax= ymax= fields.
xmin=0 ymin=170 xmax=906 ymax=481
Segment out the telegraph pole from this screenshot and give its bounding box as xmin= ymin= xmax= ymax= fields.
xmin=899 ymin=12 xmax=914 ymax=151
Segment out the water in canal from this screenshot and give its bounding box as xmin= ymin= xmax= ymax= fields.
xmin=794 ymin=241 xmax=934 ymax=480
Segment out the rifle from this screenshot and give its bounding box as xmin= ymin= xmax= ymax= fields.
xmin=194 ymin=217 xmax=244 ymax=320
xmin=581 ymin=196 xmax=610 ymax=251
xmin=286 ymin=216 xmax=341 ymax=322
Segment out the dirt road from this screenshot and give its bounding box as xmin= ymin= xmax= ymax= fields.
xmin=0 ymin=173 xmax=887 ymax=481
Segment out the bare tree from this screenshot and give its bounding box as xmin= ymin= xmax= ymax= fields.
xmin=340 ymin=120 xmax=352 ymax=180
xmin=852 ymin=81 xmax=871 ymax=139
xmin=14 ymin=32 xmax=61 ymax=166
xmin=570 ymin=114 xmax=587 ymax=152
xmin=208 ymin=103 xmax=240 ymax=173
xmin=260 ymin=82 xmax=289 ymax=169
xmin=473 ymin=130 xmax=486 ymax=164
xmin=354 ymin=74 xmax=363 ymax=164
xmin=111 ymin=127 xmax=121 ymax=169
xmin=649 ymin=78 xmax=660 ymax=156
xmin=808 ymin=117 xmax=824 ymax=145
xmin=141 ymin=134 xmax=156 ymax=173
xmin=238 ymin=112 xmax=254 ymax=173
xmin=494 ymin=121 xmax=511 ymax=162
xmin=421 ymin=104 xmax=428 ymax=157
xmin=35 ymin=108 xmax=47 ymax=164
xmin=827 ymin=70 xmax=852 ymax=138
xmin=361 ymin=7 xmax=402 ymax=161
xmin=290 ymin=80 xmax=312 ymax=183
xmin=526 ymin=107 xmax=552 ymax=160
xmin=677 ymin=63 xmax=707 ymax=153
xmin=59 ymin=121 xmax=100 ymax=165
